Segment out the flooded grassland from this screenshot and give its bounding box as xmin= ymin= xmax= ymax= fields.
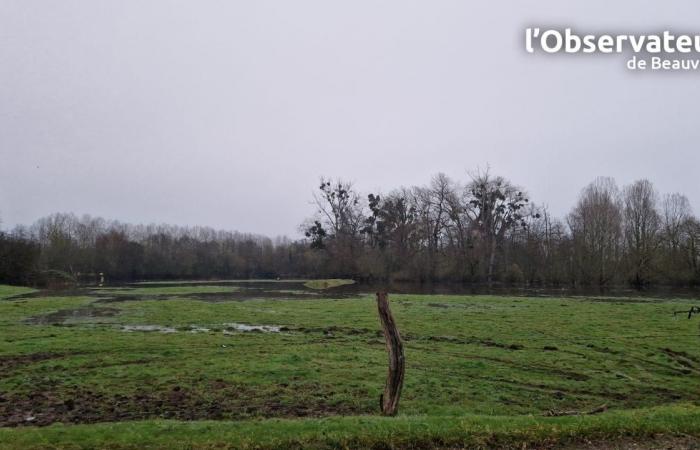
xmin=0 ymin=280 xmax=699 ymax=448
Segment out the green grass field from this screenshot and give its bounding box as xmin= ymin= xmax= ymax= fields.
xmin=0 ymin=285 xmax=36 ymax=299
xmin=0 ymin=282 xmax=699 ymax=449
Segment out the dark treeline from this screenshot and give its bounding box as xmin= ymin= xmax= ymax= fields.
xmin=0 ymin=216 xmax=302 ymax=285
xmin=1 ymin=171 xmax=699 ymax=287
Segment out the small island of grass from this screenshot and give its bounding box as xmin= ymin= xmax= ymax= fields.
xmin=303 ymin=279 xmax=356 ymax=290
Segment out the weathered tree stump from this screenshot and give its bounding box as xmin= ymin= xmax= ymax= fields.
xmin=376 ymin=291 xmax=405 ymax=416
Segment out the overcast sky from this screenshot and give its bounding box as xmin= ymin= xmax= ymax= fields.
xmin=1 ymin=1 xmax=699 ymax=237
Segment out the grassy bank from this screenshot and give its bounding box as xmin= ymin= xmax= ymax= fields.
xmin=1 ymin=405 xmax=699 ymax=449
xmin=0 ymin=284 xmax=36 ymax=299
xmin=303 ymin=279 xmax=355 ymax=289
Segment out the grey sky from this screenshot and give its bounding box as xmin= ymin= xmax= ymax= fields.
xmin=1 ymin=1 xmax=699 ymax=237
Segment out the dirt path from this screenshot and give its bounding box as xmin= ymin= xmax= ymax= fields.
xmin=553 ymin=435 xmax=700 ymax=449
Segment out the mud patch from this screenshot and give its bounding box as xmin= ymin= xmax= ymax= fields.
xmin=422 ymin=334 xmax=525 ymax=350
xmin=25 ymin=307 xmax=119 ymax=325
xmin=0 ymin=352 xmax=70 ymax=375
xmin=0 ymin=381 xmax=368 ymax=427
xmin=661 ymin=347 xmax=699 ymax=372
xmin=554 ymin=435 xmax=700 ymax=450
xmin=121 ymin=325 xmax=176 ymax=333
xmin=585 ymin=343 xmax=620 ymax=355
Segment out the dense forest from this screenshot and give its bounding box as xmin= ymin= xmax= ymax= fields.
xmin=1 ymin=171 xmax=699 ymax=287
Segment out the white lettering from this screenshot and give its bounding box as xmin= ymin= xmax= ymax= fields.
xmin=541 ymin=30 xmax=563 ymax=53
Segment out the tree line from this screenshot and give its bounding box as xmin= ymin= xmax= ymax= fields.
xmin=1 ymin=171 xmax=699 ymax=287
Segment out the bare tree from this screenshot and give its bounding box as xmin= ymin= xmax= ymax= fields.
xmin=622 ymin=180 xmax=661 ymax=285
xmin=568 ymin=177 xmax=623 ymax=285
xmin=305 ymin=178 xmax=366 ymax=276
xmin=310 ymin=178 xmax=364 ymax=238
xmin=417 ymin=174 xmax=455 ymax=279
xmin=662 ymin=193 xmax=692 ymax=251
xmin=362 ymin=188 xmax=418 ymax=276
xmin=465 ymin=170 xmax=531 ymax=284
xmin=681 ymin=218 xmax=700 ymax=282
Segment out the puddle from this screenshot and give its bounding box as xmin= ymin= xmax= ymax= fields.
xmin=121 ymin=325 xmax=177 ymax=333
xmin=25 ymin=306 xmax=119 ymax=325
xmin=223 ymin=323 xmax=282 ymax=333
xmin=118 ymin=323 xmax=282 ymax=334
xmin=92 ymin=282 xmax=361 ymax=304
xmin=11 ymin=280 xmax=700 ymax=303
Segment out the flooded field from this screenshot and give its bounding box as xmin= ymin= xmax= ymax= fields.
xmin=12 ymin=278 xmax=700 ymax=303
xmin=1 ymin=280 xmax=699 ymax=448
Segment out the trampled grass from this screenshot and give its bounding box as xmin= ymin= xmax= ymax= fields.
xmin=1 ymin=282 xmax=699 ymax=448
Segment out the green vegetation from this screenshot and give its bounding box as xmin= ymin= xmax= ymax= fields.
xmin=1 ymin=405 xmax=699 ymax=449
xmin=303 ymin=279 xmax=355 ymax=290
xmin=0 ymin=285 xmax=699 ymax=448
xmin=0 ymin=284 xmax=36 ymax=299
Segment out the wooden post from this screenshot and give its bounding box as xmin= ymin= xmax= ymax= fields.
xmin=376 ymin=291 xmax=405 ymax=416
